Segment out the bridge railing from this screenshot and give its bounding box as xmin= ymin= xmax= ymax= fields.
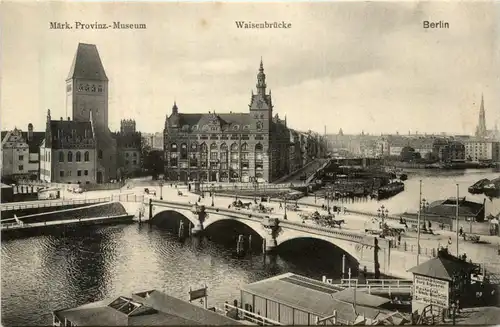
xmin=279 ymin=219 xmax=365 ymax=243
xmin=0 ymin=197 xmax=111 ymax=211
xmin=110 ymin=193 xmax=144 ymax=203
xmin=149 ymin=199 xmax=392 ymax=244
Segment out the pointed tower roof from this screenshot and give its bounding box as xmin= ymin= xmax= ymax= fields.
xmin=67 ymin=43 xmax=108 ymax=81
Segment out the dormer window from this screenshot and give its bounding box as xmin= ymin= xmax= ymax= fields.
xmin=243 ymin=125 xmax=250 ymax=130
xmin=233 ymin=125 xmax=240 ymax=131
xmin=192 ymin=125 xmax=199 ymax=131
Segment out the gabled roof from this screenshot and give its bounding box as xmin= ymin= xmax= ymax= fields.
xmin=408 ymin=254 xmax=477 ymax=281
xmin=22 ymin=131 xmax=45 ymax=153
xmin=67 ymin=43 xmax=108 ymax=81
xmin=48 ymin=120 xmax=95 ymax=149
xmin=168 ymin=112 xmax=252 ymax=131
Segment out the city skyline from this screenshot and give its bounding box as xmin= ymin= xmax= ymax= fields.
xmin=1 ymin=2 xmax=499 ymax=135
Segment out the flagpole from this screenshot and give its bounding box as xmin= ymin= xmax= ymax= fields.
xmin=417 ymin=180 xmax=422 ymax=265
xmin=456 ymin=184 xmax=459 ymax=257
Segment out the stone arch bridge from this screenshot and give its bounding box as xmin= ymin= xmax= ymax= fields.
xmin=146 ymin=199 xmax=415 ymax=278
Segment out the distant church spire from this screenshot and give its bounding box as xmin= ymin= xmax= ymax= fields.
xmin=256 ymin=57 xmax=267 ymax=96
xmin=476 ymin=93 xmax=487 ymax=138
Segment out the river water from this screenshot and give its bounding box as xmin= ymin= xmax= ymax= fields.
xmin=1 ymin=169 xmax=499 ymax=326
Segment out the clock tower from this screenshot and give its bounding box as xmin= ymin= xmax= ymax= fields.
xmin=66 ymin=43 xmax=109 ymax=129
xmin=249 ymin=58 xmax=273 ymax=132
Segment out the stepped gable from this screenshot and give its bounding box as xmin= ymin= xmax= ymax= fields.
xmin=48 ymin=120 xmax=95 ymax=149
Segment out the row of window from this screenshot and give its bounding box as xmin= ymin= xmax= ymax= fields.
xmin=169 ymin=142 xmax=263 ymax=152
xmin=168 ymin=160 xmax=263 ymax=170
xmin=125 ymin=160 xmax=138 ymax=165
xmin=125 ymin=152 xmax=138 ymax=157
xmin=77 ymin=83 xmax=103 ymax=93
xmin=166 ymin=134 xmax=264 ymax=141
xmin=59 ymin=170 xmax=89 ymax=177
xmin=58 ymin=151 xmax=91 ymax=162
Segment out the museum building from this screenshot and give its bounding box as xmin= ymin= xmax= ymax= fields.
xmin=163 ymin=60 xmax=293 ymax=183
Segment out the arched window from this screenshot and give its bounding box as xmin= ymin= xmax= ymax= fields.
xmin=241 ymin=143 xmax=249 ymax=170
xmin=58 ymin=151 xmax=64 ymax=162
xmin=191 ymin=142 xmax=198 ymax=152
xmin=84 ymin=151 xmax=90 ymax=162
xmin=200 ymin=143 xmax=208 ymax=168
xmin=75 ymin=151 xmax=81 ymax=162
xmin=180 ymin=143 xmax=188 ymax=160
xmin=255 ymin=143 xmax=264 ymax=170
xmin=210 ymin=143 xmax=218 ymax=166
xmin=171 ymin=143 xmax=178 ymax=151
xmin=67 ymin=151 xmax=73 ymax=162
xmin=220 ymin=143 xmax=228 ymax=168
xmin=98 ymin=149 xmax=103 ymax=159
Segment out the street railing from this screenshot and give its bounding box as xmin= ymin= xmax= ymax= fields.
xmin=219 ymin=303 xmax=282 ymax=326
xmin=336 ymin=278 xmax=413 ymax=294
xmin=1 ymin=214 xmax=132 ymax=231
xmin=0 ymin=197 xmax=111 ymax=211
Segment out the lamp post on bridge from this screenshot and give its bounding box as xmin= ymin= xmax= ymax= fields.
xmin=284 ymin=196 xmax=288 ymax=220
xmin=211 ymin=185 xmax=215 ymax=207
xmin=159 ymin=180 xmax=164 ymax=200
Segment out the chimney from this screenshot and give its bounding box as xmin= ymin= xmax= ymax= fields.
xmin=27 ymin=123 xmax=33 ymax=141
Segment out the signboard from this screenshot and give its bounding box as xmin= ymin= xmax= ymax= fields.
xmin=413 ymin=274 xmax=450 ymax=308
xmin=189 ymin=286 xmax=207 ymax=301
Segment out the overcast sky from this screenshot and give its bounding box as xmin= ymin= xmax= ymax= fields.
xmin=1 ymin=1 xmax=499 ymax=135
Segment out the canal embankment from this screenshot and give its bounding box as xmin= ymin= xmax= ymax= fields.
xmin=0 ymin=199 xmax=109 ymax=220
xmin=1 ymin=202 xmax=128 ymax=225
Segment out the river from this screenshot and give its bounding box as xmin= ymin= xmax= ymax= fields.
xmin=322 ymin=169 xmax=500 ymax=217
xmin=1 ymin=169 xmax=499 ymax=326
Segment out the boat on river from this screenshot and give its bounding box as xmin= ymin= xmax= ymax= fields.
xmin=376 ymin=181 xmax=405 ymax=199
xmin=468 ymin=178 xmax=490 ymax=194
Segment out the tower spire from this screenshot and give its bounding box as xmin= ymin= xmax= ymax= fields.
xmin=476 ymin=93 xmax=487 ymax=137
xmin=256 ymin=57 xmax=267 ymax=96
xmin=172 ymin=101 xmax=178 ymax=115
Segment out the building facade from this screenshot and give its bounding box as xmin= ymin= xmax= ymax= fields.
xmin=40 ymin=43 xmax=117 ymax=184
xmin=432 ymin=139 xmax=465 ymax=162
xmin=1 ymin=124 xmax=44 ymax=181
xmin=464 ymin=138 xmax=500 ymax=162
xmin=113 ymin=119 xmax=142 ymax=178
xmin=163 ymin=60 xmax=324 ymax=183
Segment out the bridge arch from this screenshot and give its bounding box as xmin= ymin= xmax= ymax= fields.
xmin=277 ymin=232 xmax=361 ymax=263
xmin=149 ymin=205 xmax=267 ymax=240
xmin=204 ymin=218 xmax=267 ymax=240
xmin=150 ymin=209 xmax=198 ymax=226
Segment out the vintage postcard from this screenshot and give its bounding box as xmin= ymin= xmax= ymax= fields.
xmin=1 ymin=1 xmax=500 ymax=326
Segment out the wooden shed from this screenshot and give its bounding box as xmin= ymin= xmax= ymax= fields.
xmin=240 ymin=273 xmax=395 ymax=325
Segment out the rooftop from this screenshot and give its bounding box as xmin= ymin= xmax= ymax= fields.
xmin=67 ymin=43 xmax=108 ymax=81
xmin=408 ymin=251 xmax=477 ymax=281
xmin=54 ymin=289 xmax=241 ymax=326
xmin=241 ymin=273 xmax=391 ymax=323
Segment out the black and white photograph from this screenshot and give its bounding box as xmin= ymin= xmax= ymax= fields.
xmin=1 ymin=1 xmax=500 ymax=326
